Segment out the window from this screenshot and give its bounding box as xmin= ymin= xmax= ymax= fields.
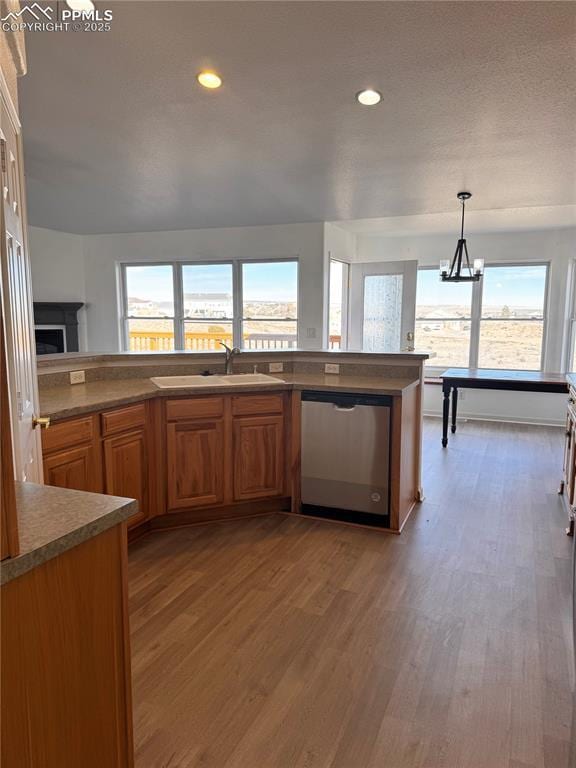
xmin=328 ymin=259 xmax=348 ymax=349
xmin=182 ymin=264 xmax=233 ymax=350
xmin=363 ymin=274 xmax=403 ymax=352
xmin=124 ymin=265 xmax=175 ymax=351
xmin=415 ymin=269 xmax=473 ymax=367
xmin=121 ymin=260 xmax=298 ymax=352
xmin=415 ymin=263 xmax=548 ymax=371
xmin=241 ymin=261 xmax=298 ymax=349
xmin=478 ymin=265 xmax=547 ymax=370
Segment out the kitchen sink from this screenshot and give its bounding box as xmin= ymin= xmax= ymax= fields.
xmin=150 ymin=373 xmax=283 ymax=388
xmin=219 ymin=373 xmax=283 ymax=385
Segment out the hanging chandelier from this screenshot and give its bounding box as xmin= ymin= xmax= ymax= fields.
xmin=440 ymin=192 xmax=484 ymax=282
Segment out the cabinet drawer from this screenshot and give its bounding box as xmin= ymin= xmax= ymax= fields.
xmin=101 ymin=403 xmax=146 ymax=436
xmin=42 ymin=415 xmax=95 ymax=454
xmin=231 ymin=394 xmax=284 ymax=416
xmin=166 ymin=397 xmax=224 ymax=421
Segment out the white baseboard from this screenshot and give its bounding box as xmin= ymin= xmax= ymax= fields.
xmin=423 ymin=410 xmax=564 ymax=428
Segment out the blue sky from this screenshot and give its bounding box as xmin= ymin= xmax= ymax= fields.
xmin=417 ymin=265 xmax=546 ymax=308
xmin=126 ymin=262 xmax=298 ymax=303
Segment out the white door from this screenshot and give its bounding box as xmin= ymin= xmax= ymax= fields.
xmin=348 ymin=260 xmax=418 ymax=352
xmin=1 ymin=78 xmax=42 ymax=482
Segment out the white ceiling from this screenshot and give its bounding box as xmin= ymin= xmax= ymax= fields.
xmin=333 ymin=204 xmax=576 ymax=236
xmin=20 ymin=1 xmax=576 ymax=235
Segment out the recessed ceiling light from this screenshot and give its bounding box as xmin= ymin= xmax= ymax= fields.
xmin=66 ymin=0 xmax=95 ymax=10
xmin=356 ymin=89 xmax=382 ymax=106
xmin=197 ymin=72 xmax=223 ymax=90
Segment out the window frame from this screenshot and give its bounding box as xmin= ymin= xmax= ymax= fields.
xmin=328 ymin=258 xmax=349 ymax=350
xmin=416 ymin=261 xmax=550 ymax=373
xmin=564 ymin=258 xmax=576 ymax=373
xmin=120 ymin=258 xmax=299 ymax=352
xmin=239 ymin=258 xmax=300 ymax=349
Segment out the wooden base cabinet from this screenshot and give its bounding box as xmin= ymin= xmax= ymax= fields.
xmin=561 ymin=385 xmax=576 ymax=535
xmin=42 ymin=416 xmax=102 ymax=494
xmin=165 ymin=393 xmax=287 ymax=518
xmin=42 ymin=393 xmax=290 ymax=531
xmin=167 ymin=418 xmax=225 ymax=510
xmin=42 ymin=403 xmax=154 ymax=529
xmin=1 ymin=525 xmax=134 ymax=768
xmin=43 ymin=443 xmax=101 ymax=494
xmin=103 ymin=429 xmax=149 ymax=528
xmin=233 ymin=415 xmax=284 ymax=501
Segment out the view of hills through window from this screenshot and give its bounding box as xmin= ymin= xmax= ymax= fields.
xmin=416 ymin=265 xmax=547 ymax=369
xmin=125 ymin=262 xmax=298 ymax=351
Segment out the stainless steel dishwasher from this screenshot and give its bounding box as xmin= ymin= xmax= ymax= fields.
xmin=300 ymin=390 xmax=392 ymax=527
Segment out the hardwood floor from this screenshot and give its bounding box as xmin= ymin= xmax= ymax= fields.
xmin=129 ymin=418 xmax=575 ymax=768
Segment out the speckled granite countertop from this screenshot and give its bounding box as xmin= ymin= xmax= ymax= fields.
xmin=40 ymin=373 xmax=419 ymax=421
xmin=1 ymin=483 xmax=137 ymax=585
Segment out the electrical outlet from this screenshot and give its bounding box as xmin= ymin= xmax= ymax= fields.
xmin=69 ymin=370 xmax=86 ymax=385
xmin=325 ymin=363 xmax=340 ymax=374
xmin=458 ymin=390 xmax=466 ymax=401
xmin=306 ymin=327 xmax=317 ymax=339
xmin=269 ymin=362 xmax=284 ymax=373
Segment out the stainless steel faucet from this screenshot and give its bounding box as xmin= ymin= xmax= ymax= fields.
xmin=219 ymin=341 xmax=241 ymax=375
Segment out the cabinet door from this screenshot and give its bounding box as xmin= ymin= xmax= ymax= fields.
xmin=233 ymin=415 xmax=284 ymax=501
xmin=166 ymin=419 xmax=224 ymax=510
xmin=103 ymin=429 xmax=148 ymax=528
xmin=44 ymin=445 xmax=101 ymax=493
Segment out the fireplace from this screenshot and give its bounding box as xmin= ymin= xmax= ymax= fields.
xmin=35 ymin=327 xmax=66 ymax=355
xmin=33 ymin=302 xmax=84 ymax=355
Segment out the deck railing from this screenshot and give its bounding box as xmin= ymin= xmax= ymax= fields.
xmin=129 ymin=330 xmax=302 ymax=352
xmin=129 ymin=330 xmax=343 ymax=352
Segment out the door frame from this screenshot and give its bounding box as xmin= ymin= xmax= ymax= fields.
xmin=1 ymin=67 xmax=42 ymax=482
xmin=348 ymin=260 xmax=418 ymax=352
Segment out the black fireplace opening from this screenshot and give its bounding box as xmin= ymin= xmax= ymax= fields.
xmin=33 ymin=302 xmax=84 ymax=355
xmin=35 ymin=328 xmax=66 ymax=355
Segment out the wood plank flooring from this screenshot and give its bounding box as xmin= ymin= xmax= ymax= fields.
xmin=129 ymin=418 xmax=575 ymax=768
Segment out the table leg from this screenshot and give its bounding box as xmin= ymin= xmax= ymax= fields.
xmin=442 ymin=383 xmax=450 ymax=447
xmin=451 ymin=387 xmax=458 ymax=434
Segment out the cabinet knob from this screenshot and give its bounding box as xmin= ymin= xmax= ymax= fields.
xmin=32 ymin=416 xmax=51 ymax=430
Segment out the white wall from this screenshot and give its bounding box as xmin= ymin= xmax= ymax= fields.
xmin=28 ymin=226 xmax=88 ymax=350
xmin=82 ymin=222 xmax=325 ymax=352
xmin=356 ymin=227 xmax=576 ymax=424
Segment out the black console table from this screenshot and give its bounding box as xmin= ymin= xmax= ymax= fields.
xmin=441 ymin=368 xmax=568 ymax=447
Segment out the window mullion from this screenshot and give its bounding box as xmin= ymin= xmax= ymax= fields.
xmin=173 ymin=263 xmax=185 ymax=351
xmin=233 ymin=261 xmax=243 ymax=348
xmin=469 ymin=278 xmax=483 ymax=368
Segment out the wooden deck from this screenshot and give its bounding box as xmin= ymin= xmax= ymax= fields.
xmin=128 ymin=418 xmax=574 ymax=767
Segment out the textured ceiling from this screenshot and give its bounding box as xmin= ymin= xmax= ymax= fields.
xmin=19 ymin=1 xmax=576 ymax=234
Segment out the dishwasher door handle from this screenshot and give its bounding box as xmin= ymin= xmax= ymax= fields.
xmin=334 ymin=405 xmax=356 ymax=412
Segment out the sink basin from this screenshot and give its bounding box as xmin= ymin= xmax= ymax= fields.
xmin=220 ymin=373 xmax=283 ymax=385
xmin=150 ymin=373 xmax=283 ymax=389
xmin=150 ymin=375 xmax=224 ymax=388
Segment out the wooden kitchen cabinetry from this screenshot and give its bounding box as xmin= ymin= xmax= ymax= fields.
xmin=42 ymin=392 xmax=290 ymax=533
xmin=167 ymin=419 xmax=225 ymax=509
xmin=42 ymin=402 xmax=154 ymax=529
xmin=231 ymin=394 xmax=285 ymax=501
xmin=44 ymin=443 xmax=100 ymax=492
xmin=42 ymin=415 xmax=102 ymax=494
xmin=165 ymin=392 xmax=288 ymax=519
xmin=561 ymin=383 xmax=576 ymax=535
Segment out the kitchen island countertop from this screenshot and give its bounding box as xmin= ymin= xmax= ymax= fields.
xmin=40 ymin=372 xmax=420 ymax=422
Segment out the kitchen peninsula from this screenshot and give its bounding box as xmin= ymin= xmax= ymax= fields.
xmin=36 ymin=350 xmax=428 ymax=535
